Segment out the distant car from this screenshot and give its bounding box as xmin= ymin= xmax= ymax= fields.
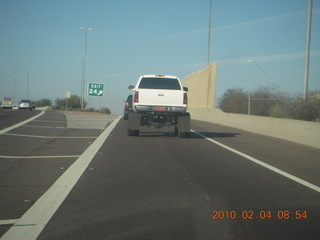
xmin=18 ymin=100 xmax=35 ymax=111
xmin=123 ymin=95 xmax=133 ymax=120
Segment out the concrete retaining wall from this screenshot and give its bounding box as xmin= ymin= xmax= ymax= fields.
xmin=181 ymin=64 xmax=320 ymax=149
xmin=188 ymin=107 xmax=320 ymax=149
xmin=182 ymin=63 xmax=216 ymax=109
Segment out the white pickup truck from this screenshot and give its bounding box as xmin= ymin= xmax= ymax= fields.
xmin=127 ymin=74 xmax=191 ymax=138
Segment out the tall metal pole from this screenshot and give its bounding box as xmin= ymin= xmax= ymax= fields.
xmin=248 ymin=92 xmax=251 ymax=115
xmin=80 ymin=27 xmax=93 ymax=110
xmin=80 ymin=57 xmax=85 ymax=109
xmin=303 ymin=0 xmax=312 ymax=100
xmin=207 ymin=0 xmax=213 ymax=66
xmin=83 ymin=30 xmax=88 ymax=110
xmin=2 ymin=74 xmax=16 ymax=104
xmin=11 ymin=65 xmax=29 ymax=99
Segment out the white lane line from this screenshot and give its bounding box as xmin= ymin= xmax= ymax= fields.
xmin=21 ymin=125 xmax=66 ymax=129
xmin=0 ymin=111 xmax=45 ymax=135
xmin=192 ymin=130 xmax=320 ymax=193
xmin=0 ymin=155 xmax=80 ymax=159
xmin=1 ymin=115 xmax=122 ymax=240
xmin=3 ymin=133 xmax=97 ymax=139
xmin=32 ymin=120 xmax=65 ymax=123
xmin=0 ymin=219 xmax=19 ymax=226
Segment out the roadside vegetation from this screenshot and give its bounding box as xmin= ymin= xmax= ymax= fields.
xmin=218 ymin=87 xmax=320 ymax=122
xmin=35 ymin=95 xmax=111 ymax=114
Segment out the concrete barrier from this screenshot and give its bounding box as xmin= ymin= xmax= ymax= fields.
xmin=188 ymin=107 xmax=320 ymax=149
xmin=182 ymin=63 xmax=216 ymax=108
xmin=182 ymin=63 xmax=320 ymax=148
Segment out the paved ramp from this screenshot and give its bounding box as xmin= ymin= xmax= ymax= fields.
xmin=62 ymin=111 xmax=119 ymax=129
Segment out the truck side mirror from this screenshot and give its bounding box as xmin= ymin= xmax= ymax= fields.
xmin=183 ymin=87 xmax=188 ymax=92
xmin=128 ymin=85 xmax=134 ymax=90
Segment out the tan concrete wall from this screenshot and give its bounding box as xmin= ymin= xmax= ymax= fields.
xmin=188 ymin=108 xmax=320 ymax=149
xmin=181 ymin=63 xmax=320 ymax=149
xmin=182 ymin=63 xmax=216 ymax=108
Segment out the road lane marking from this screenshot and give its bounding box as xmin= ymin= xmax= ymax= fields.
xmin=0 ymin=111 xmax=45 ymax=135
xmin=0 ymin=155 xmax=80 ymax=159
xmin=3 ymin=133 xmax=97 ymax=139
xmin=1 ymin=115 xmax=122 ymax=240
xmin=32 ymin=120 xmax=65 ymax=123
xmin=20 ymin=125 xmax=67 ymax=129
xmin=192 ymin=130 xmax=320 ymax=193
xmin=0 ymin=219 xmax=19 ymax=226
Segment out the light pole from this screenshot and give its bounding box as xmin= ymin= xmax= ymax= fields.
xmin=303 ymin=0 xmax=313 ymax=100
xmin=1 ymin=74 xmax=16 ymax=104
xmin=11 ymin=65 xmax=29 ymax=99
xmin=248 ymin=59 xmax=269 ymax=88
xmin=207 ymin=0 xmax=213 ymax=66
xmin=80 ymin=27 xmax=93 ymax=110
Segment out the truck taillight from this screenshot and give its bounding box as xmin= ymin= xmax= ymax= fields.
xmin=134 ymin=91 xmax=139 ymax=103
xmin=183 ymin=92 xmax=188 ymax=104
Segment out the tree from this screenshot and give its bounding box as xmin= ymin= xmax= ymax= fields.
xmin=35 ymin=98 xmax=52 ymax=107
xmin=100 ymin=107 xmax=111 ymax=114
xmin=289 ymin=91 xmax=320 ymax=121
xmin=219 ymin=87 xmax=320 ymax=122
xmin=249 ymin=87 xmax=290 ymax=117
xmin=54 ymin=95 xmax=87 ymax=110
xmin=218 ymin=88 xmax=248 ymax=114
xmin=249 ymin=87 xmax=274 ymax=116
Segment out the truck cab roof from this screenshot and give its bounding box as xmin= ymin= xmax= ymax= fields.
xmin=141 ymin=74 xmax=179 ymax=79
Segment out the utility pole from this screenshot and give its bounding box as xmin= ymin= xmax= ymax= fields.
xmin=207 ymin=0 xmax=213 ymax=66
xmin=303 ymin=0 xmax=312 ymax=100
xmin=80 ymin=27 xmax=93 ymax=109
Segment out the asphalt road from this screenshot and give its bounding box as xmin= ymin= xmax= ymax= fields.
xmin=1 ymin=110 xmax=320 ymax=239
xmin=0 ymin=110 xmax=115 ymax=238
xmin=0 ymin=109 xmax=40 ymax=130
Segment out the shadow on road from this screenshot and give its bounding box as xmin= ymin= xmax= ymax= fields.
xmin=136 ymin=130 xmax=240 ymax=139
xmin=190 ymin=131 xmax=241 ymax=139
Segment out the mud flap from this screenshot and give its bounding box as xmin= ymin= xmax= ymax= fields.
xmin=177 ymin=113 xmax=191 ymax=138
xmin=127 ymin=112 xmax=142 ymax=136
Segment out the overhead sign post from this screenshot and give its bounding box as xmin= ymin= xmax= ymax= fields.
xmin=88 ymin=83 xmax=104 ymax=97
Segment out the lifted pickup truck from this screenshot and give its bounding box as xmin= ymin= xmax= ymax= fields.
xmin=127 ymin=74 xmax=190 ymax=138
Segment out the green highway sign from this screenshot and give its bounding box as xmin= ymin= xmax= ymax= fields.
xmin=88 ymin=83 xmax=104 ymax=97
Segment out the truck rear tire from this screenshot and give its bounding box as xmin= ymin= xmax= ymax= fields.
xmin=127 ymin=129 xmax=139 ymax=136
xmin=179 ymin=131 xmax=190 ymax=138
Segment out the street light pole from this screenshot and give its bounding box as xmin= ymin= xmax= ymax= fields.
xmin=80 ymin=27 xmax=93 ymax=110
xmin=303 ymin=0 xmax=313 ymax=100
xmin=248 ymin=59 xmax=269 ymax=88
xmin=207 ymin=0 xmax=213 ymax=66
xmin=11 ymin=65 xmax=29 ymax=99
xmin=2 ymin=74 xmax=16 ymax=104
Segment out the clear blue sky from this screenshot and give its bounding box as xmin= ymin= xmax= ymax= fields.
xmin=1 ymin=0 xmax=319 ymax=114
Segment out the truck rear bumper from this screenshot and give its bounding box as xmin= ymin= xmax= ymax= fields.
xmin=135 ymin=105 xmax=187 ymax=113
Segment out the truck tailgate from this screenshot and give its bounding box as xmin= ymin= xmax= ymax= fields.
xmin=137 ymin=89 xmax=184 ymax=106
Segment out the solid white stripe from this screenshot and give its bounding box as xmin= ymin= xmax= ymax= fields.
xmin=1 ymin=115 xmax=122 ymax=240
xmin=0 ymin=219 xmax=19 ymax=225
xmin=3 ymin=133 xmax=96 ymax=139
xmin=0 ymin=111 xmax=45 ymax=135
xmin=192 ymin=130 xmax=320 ymax=193
xmin=0 ymin=155 xmax=80 ymax=159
